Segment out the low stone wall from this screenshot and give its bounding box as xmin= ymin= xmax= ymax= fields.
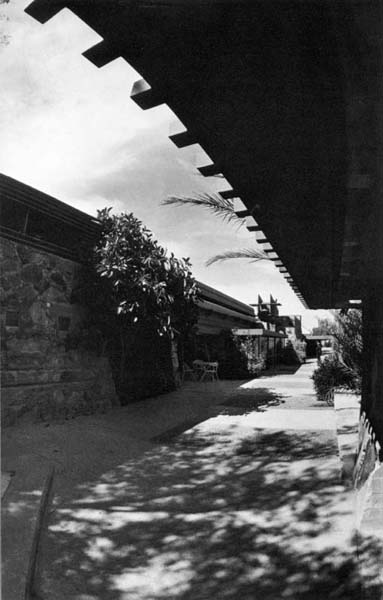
xmin=354 ymin=413 xmax=383 ymax=538
xmin=1 ymin=237 xmax=118 ymax=425
xmin=334 ymin=393 xmax=383 ymax=596
xmin=333 ymin=391 xmax=360 ymax=483
xmin=334 ymin=393 xmax=382 ymax=532
xmin=355 ymin=461 xmax=383 ymax=598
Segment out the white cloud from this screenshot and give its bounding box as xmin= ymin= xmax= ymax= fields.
xmin=1 ymin=2 xmax=173 ymax=194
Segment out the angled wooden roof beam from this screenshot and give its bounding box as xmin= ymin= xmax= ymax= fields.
xmin=198 ymin=163 xmax=222 ymax=177
xmin=82 ymin=40 xmax=122 ymax=68
xmin=25 ymin=0 xmax=65 ymax=23
xmin=219 ymin=189 xmax=237 ymax=200
xmin=131 ymin=79 xmax=164 ymax=110
xmin=169 ymin=130 xmax=197 ymax=148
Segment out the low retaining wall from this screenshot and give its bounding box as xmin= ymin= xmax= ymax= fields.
xmin=334 ymin=392 xmax=383 ymax=596
xmin=333 ymin=391 xmax=360 ymax=483
xmin=354 ymin=412 xmax=383 ymax=536
xmin=1 ymin=237 xmax=118 ymax=425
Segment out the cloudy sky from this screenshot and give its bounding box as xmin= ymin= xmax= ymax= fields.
xmin=0 ymin=0 xmax=331 ymax=330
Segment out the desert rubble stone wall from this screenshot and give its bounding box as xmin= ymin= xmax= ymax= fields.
xmin=1 ymin=237 xmax=118 ymax=426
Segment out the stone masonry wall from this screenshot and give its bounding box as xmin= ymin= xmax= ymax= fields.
xmin=1 ymin=237 xmax=118 ymax=426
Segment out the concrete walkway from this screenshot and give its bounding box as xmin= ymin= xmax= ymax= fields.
xmin=2 ymin=361 xmax=382 ymax=599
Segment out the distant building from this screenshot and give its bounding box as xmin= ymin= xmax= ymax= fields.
xmin=283 ymin=316 xmax=303 ymax=341
xmin=196 ymin=282 xmax=260 ymax=335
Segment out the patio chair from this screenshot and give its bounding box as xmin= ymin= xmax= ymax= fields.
xmin=192 ymin=359 xmax=206 ymax=380
xmin=200 ymin=361 xmax=219 ymax=382
xmin=182 ymin=363 xmax=197 ymax=381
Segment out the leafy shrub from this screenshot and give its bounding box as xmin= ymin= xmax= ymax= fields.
xmin=279 ymin=341 xmax=302 ymax=365
xmin=333 ymin=309 xmax=362 ymax=384
xmin=220 ymin=331 xmax=250 ymax=378
xmin=192 ymin=331 xmax=250 ymax=379
xmin=249 ymin=357 xmax=266 ymax=376
xmin=312 ymin=355 xmax=361 ymax=400
xmin=91 ymin=208 xmax=198 ymax=336
xmin=311 ymin=309 xmax=362 ymax=401
xmin=73 ymin=208 xmax=198 ymax=402
xmin=236 ymin=335 xmax=266 ymax=376
xmin=293 ymin=340 xmax=307 ymax=363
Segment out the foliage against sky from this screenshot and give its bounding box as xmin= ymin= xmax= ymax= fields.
xmin=89 ymin=208 xmax=198 ymax=338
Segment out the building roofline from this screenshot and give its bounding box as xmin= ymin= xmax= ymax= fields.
xmin=0 ymin=173 xmax=99 ymax=232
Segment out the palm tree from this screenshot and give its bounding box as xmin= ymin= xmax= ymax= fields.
xmin=205 ymin=248 xmax=270 ymax=266
xmin=162 ymin=193 xmax=270 ymax=266
xmin=163 ymin=193 xmax=244 ymax=226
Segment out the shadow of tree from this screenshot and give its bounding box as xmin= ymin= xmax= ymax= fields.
xmin=219 ymin=387 xmax=285 ymax=414
xmin=260 ymin=363 xmax=303 ymax=377
xmin=36 ymin=421 xmax=383 ymax=600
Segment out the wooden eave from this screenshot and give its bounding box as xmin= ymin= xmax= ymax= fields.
xmin=24 ymin=0 xmax=380 ymax=307
xmin=0 ymin=173 xmax=100 ymax=262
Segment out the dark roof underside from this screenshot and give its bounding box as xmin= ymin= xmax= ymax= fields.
xmin=25 ymin=0 xmax=379 ymax=307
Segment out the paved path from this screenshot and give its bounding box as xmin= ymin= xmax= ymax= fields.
xmin=3 ymin=361 xmax=382 ymax=599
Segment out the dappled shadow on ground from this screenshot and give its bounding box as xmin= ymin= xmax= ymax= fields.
xmin=151 ymin=419 xmax=208 ymax=443
xmin=259 ymin=363 xmax=303 ymax=377
xmin=219 ymin=387 xmax=285 ymax=414
xmin=37 ymin=421 xmax=383 ymax=600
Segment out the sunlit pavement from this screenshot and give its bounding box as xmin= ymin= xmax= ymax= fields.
xmin=4 ymin=361 xmax=383 ymax=599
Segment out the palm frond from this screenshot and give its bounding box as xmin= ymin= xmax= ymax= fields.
xmin=206 ymin=248 xmax=270 ymax=267
xmin=162 ymin=193 xmax=244 ymax=226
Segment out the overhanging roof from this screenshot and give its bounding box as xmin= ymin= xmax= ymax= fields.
xmin=196 ymin=280 xmax=261 ymax=332
xmin=0 ymin=173 xmax=100 ymax=261
xmin=197 ymin=281 xmax=255 ymax=318
xmin=25 ymin=0 xmax=380 ymax=308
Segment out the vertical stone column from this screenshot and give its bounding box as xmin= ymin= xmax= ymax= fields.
xmin=361 ymin=3 xmax=383 ymax=450
xmin=362 ymin=288 xmax=383 ymax=451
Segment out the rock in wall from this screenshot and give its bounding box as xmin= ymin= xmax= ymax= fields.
xmin=1 ymin=237 xmax=118 ymax=425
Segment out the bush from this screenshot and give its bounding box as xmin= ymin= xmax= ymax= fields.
xmin=311 ymin=309 xmax=362 ymax=402
xmin=311 ymin=355 xmax=360 ymax=400
xmin=279 ymin=341 xmax=302 ymax=365
xmin=74 ymin=208 xmax=198 ymax=402
xmin=237 ymin=335 xmax=266 ymax=376
xmin=333 ymin=309 xmax=362 ymax=383
xmin=294 ymin=340 xmax=307 ymax=363
xmin=192 ymin=331 xmax=250 ymax=379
